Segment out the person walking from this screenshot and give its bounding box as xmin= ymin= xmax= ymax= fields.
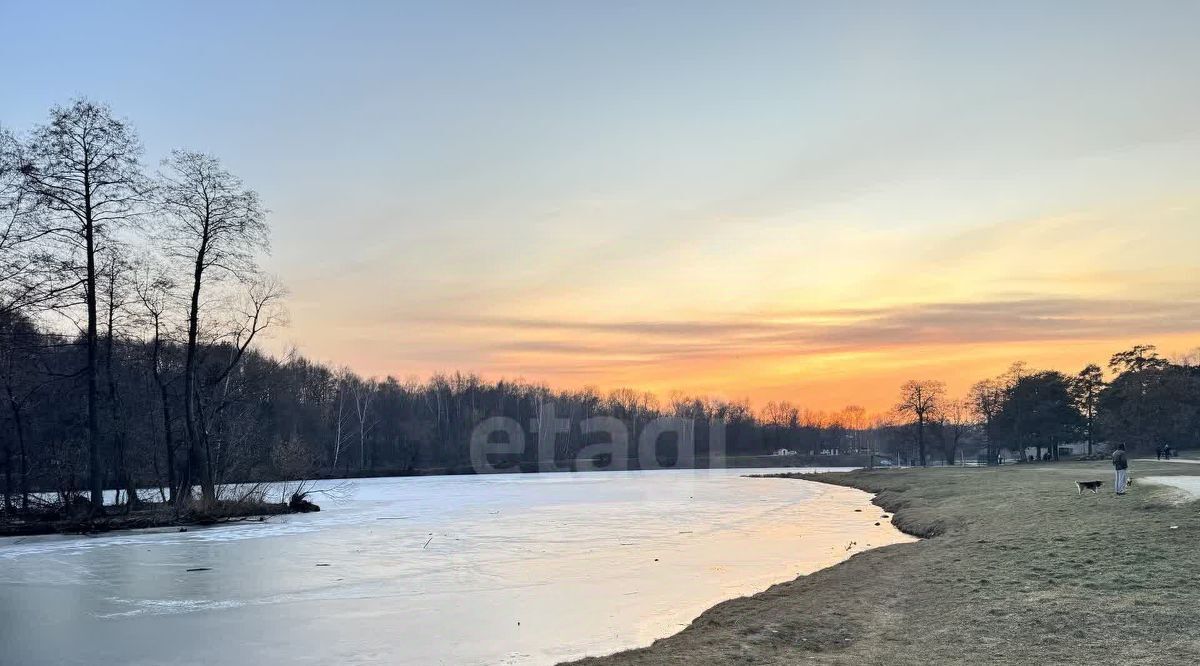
xmin=1156 ymin=445 xmax=1163 ymax=461
xmin=1113 ymin=443 xmax=1129 ymax=495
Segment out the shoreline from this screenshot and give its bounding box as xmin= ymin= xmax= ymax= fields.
xmin=0 ymin=455 xmax=870 ymax=515
xmin=553 ymin=478 xmax=917 ymax=665
xmin=300 ymin=453 xmax=875 ymax=480
xmin=569 ymin=462 xmax=1200 ymax=664
xmin=563 ymin=475 xmax=919 ymax=665
xmin=774 ymin=471 xmax=953 ymax=539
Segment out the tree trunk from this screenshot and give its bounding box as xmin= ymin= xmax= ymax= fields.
xmin=160 ymin=387 xmax=176 ymax=504
xmin=2 ymin=434 xmax=11 ymax=515
xmin=148 ymin=327 xmax=177 ymax=505
xmin=1087 ymin=409 xmax=1094 ymax=456
xmin=16 ymin=409 xmax=27 ymax=512
xmin=183 ymin=236 xmax=215 ymax=508
xmin=104 ymin=321 xmax=138 ymax=512
xmin=917 ymin=416 xmax=927 ymax=466
xmin=83 ymin=173 xmax=104 ymax=515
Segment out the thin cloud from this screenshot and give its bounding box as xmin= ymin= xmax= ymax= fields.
xmin=431 ymin=296 xmax=1200 ymax=366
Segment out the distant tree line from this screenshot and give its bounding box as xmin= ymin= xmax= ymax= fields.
xmin=889 ymin=344 xmax=1200 ymax=466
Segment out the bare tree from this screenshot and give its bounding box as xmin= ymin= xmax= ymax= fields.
xmin=156 ymin=150 xmax=269 ymax=507
xmin=0 ymin=130 xmax=35 ymax=512
xmin=0 ymin=313 xmax=43 ymax=514
xmin=895 ymin=379 xmax=945 ymax=467
xmin=936 ymin=399 xmax=972 ymax=465
xmin=353 ymin=377 xmax=379 ymax=470
xmin=132 ymin=260 xmax=180 ymax=502
xmin=196 ymin=274 xmax=285 ymax=503
xmin=0 ymin=127 xmax=46 ymax=318
xmin=16 ymin=100 xmax=146 ymax=513
xmin=330 ymin=367 xmax=356 ymax=470
xmin=97 ymin=248 xmax=139 ymax=508
xmin=840 ymin=405 xmax=868 ymax=454
xmin=969 ymin=379 xmax=1004 ymax=464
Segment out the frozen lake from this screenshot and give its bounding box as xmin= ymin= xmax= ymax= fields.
xmin=0 ymin=468 xmax=912 ymax=665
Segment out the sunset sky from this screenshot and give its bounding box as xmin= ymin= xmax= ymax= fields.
xmin=3 ymin=1 xmax=1199 ymax=412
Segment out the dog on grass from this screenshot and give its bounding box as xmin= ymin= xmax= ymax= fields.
xmin=1076 ymin=480 xmax=1103 ymax=495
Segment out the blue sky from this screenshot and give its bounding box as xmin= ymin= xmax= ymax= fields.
xmin=3 ymin=0 xmax=1199 ymax=409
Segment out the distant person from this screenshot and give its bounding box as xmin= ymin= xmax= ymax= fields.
xmin=1113 ymin=444 xmax=1129 ymax=495
xmin=1164 ymin=445 xmax=1172 ymax=461
xmin=1156 ymin=446 xmax=1163 ymax=461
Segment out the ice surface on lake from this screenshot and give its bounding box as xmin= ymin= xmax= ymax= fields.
xmin=0 ymin=468 xmax=911 ymax=665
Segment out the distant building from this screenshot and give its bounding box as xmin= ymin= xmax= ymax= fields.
xmin=1019 ymin=441 xmax=1095 ymax=459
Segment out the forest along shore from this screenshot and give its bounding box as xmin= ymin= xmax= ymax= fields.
xmin=568 ymin=461 xmax=1200 ymax=665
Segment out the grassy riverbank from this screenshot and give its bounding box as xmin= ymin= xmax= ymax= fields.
xmin=570 ymin=461 xmax=1200 ymax=665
